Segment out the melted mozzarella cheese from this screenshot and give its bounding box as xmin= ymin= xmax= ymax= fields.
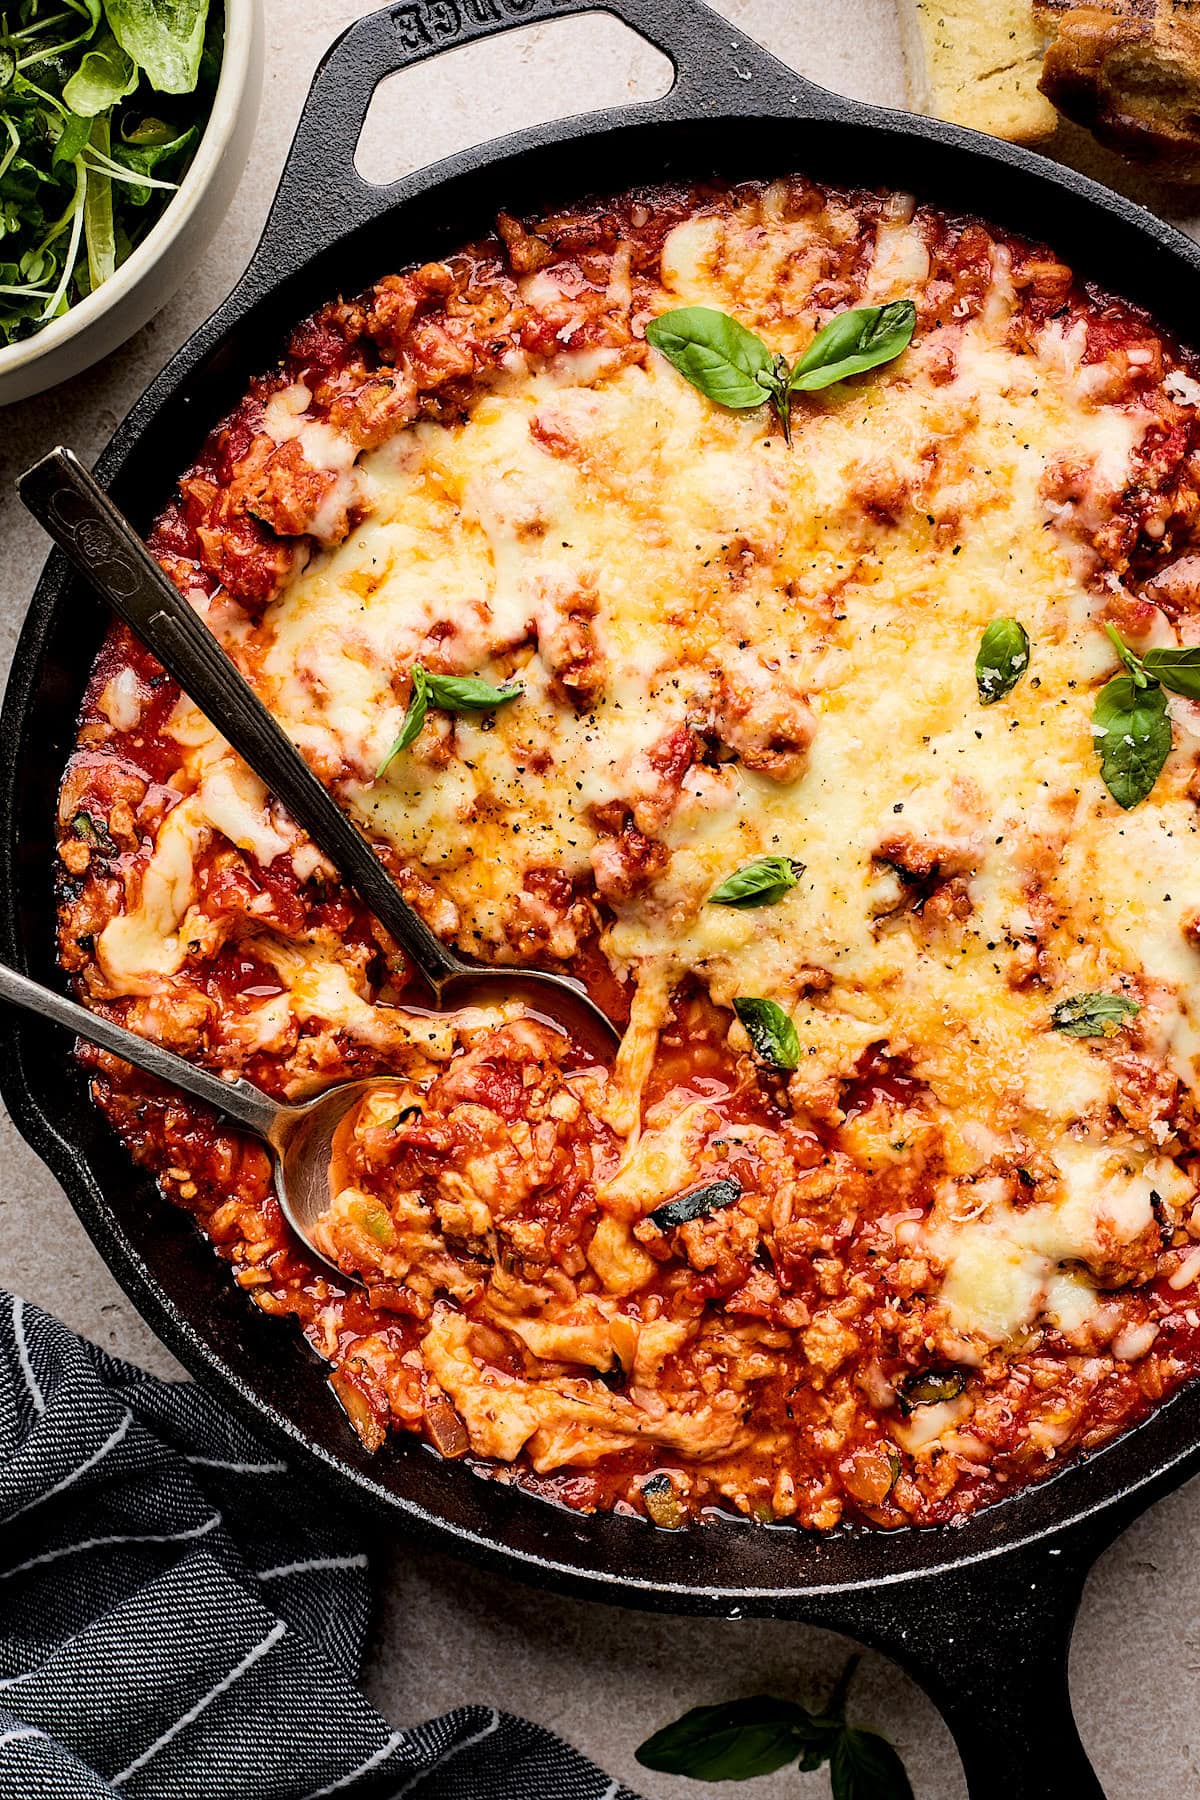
xmin=263 ymin=379 xmax=365 ymax=542
xmin=98 ymin=798 xmax=207 ymax=992
xmin=117 ymin=200 xmax=1200 ymax=1350
xmin=928 ymin=1146 xmax=1192 ymax=1347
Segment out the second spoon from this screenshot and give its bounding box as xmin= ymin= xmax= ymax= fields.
xmin=0 ymin=957 xmax=409 ymax=1277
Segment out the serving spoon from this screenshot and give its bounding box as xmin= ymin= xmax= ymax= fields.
xmin=18 ymin=447 xmax=620 ymax=1066
xmin=0 ymin=957 xmax=404 ymax=1276
xmin=15 ymin=446 xmax=620 ymax=1272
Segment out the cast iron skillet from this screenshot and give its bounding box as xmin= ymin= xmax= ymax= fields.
xmin=4 ymin=2 xmax=1200 ymax=1792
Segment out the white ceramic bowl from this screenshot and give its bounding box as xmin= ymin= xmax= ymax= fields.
xmin=0 ymin=0 xmax=263 ymax=406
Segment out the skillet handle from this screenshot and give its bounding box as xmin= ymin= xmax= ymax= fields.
xmin=814 ymin=1521 xmax=1124 ymax=1799
xmin=248 ymin=0 xmax=827 ymax=289
xmin=899 ymin=1541 xmax=1103 ymax=1799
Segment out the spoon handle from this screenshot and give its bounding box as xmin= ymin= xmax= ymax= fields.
xmin=18 ymin=447 xmax=465 ymax=994
xmin=0 ymin=959 xmax=280 ymax=1138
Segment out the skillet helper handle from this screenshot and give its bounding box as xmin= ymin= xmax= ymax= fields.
xmin=16 ymin=447 xmax=464 ymax=994
xmin=831 ymin=1529 xmax=1114 ymax=1799
xmin=251 ymin=0 xmax=815 ymax=284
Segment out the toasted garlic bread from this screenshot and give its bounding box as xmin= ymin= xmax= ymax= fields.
xmin=898 ymin=0 xmax=1057 ymax=143
xmin=1036 ymin=1 xmax=1200 ymax=181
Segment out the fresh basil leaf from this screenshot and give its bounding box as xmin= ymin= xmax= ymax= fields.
xmin=423 ymin=670 xmax=523 ymax=712
xmin=1143 ymin=645 xmax=1200 ymax=701
xmin=102 ymin=0 xmax=210 ymax=94
xmin=709 ymin=855 xmax=803 ymax=909
xmin=1104 ymin=621 xmax=1148 ymax=687
xmin=1092 ymin=673 xmax=1171 ymax=809
xmin=62 ymin=33 xmax=137 ymax=114
xmin=1051 ymin=991 xmax=1140 ymax=1038
xmin=790 ymin=299 xmax=916 ymax=394
xmin=376 ymin=667 xmax=428 ymax=776
xmin=831 ymin=1728 xmax=914 ymax=1800
xmin=649 ymin=1178 xmax=742 ymax=1232
xmin=645 ymin=306 xmax=778 ymax=412
xmin=822 ymin=1656 xmax=860 ymax=1726
xmin=351 ymin=1198 xmax=392 ymax=1245
xmin=733 ymin=997 xmax=800 ymax=1072
xmin=898 ymin=1369 xmax=966 ymax=1413
xmin=376 ymin=666 xmax=520 ymax=775
xmin=636 ymin=1696 xmax=834 ymax=1781
xmin=975 ymin=618 xmax=1030 ymax=705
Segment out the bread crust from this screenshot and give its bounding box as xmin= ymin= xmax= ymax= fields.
xmin=904 ymin=0 xmax=1200 ymax=177
xmin=899 ymin=0 xmax=1058 ymax=142
xmin=1036 ymin=1 xmax=1200 ymax=179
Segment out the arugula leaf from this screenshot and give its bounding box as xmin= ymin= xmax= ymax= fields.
xmin=644 ymin=306 xmax=777 ymax=412
xmin=103 ymin=0 xmax=211 ymax=95
xmin=975 ymin=618 xmax=1030 ymax=705
xmin=62 ymin=33 xmax=137 ymax=114
xmin=83 ymin=118 xmax=115 ymax=289
xmin=1051 ymin=991 xmax=1140 ymax=1038
xmin=121 ymin=112 xmax=179 ymax=143
xmin=790 ymin=300 xmax=916 ymax=393
xmin=733 ymin=997 xmax=800 ymax=1072
xmin=1142 ymin=644 xmax=1200 ymax=701
xmin=422 ymin=670 xmax=524 ymax=712
xmin=709 ymin=855 xmax=803 ymax=909
xmin=831 ymin=1729 xmax=915 ymax=1800
xmin=54 ymin=113 xmax=93 ymax=166
xmin=111 ymin=121 xmax=196 ymax=205
xmin=636 ymin=1696 xmax=836 ymax=1781
xmin=0 ymin=0 xmax=216 ymax=343
xmin=376 ymin=665 xmax=521 ymax=776
xmin=648 ymin=1178 xmax=742 ymax=1232
xmin=1092 ymin=673 xmax=1171 ymax=810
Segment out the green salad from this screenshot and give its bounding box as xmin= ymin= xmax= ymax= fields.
xmin=0 ymin=0 xmax=222 ymax=345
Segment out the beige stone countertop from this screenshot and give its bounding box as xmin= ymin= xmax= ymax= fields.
xmin=3 ymin=4 xmax=1200 ymax=1796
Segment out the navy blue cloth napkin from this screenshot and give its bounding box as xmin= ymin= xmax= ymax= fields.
xmin=0 ymin=1290 xmax=639 ymax=1800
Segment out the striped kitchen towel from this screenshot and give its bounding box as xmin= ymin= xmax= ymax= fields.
xmin=0 ymin=1291 xmax=639 ymax=1800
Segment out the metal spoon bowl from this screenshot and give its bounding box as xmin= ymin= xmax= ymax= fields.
xmin=0 ymin=959 xmax=428 ymax=1281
